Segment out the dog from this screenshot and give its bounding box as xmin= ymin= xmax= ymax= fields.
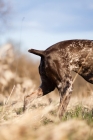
xmin=24 ymin=39 xmax=93 ymax=117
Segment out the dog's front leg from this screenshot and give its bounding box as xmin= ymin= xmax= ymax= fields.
xmin=58 ymin=80 xmax=72 ymax=118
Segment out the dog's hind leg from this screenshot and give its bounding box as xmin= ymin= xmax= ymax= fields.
xmin=23 ymin=88 xmax=43 ymax=111
xmin=23 ymin=80 xmax=55 ymax=111
xmin=57 ymin=78 xmax=73 ymax=118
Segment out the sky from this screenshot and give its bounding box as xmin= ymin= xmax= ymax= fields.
xmin=0 ymin=0 xmax=93 ymax=58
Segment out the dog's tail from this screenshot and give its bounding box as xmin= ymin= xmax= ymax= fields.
xmin=28 ymin=49 xmax=44 ymax=57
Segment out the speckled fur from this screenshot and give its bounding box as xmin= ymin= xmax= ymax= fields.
xmin=24 ymin=39 xmax=93 ymax=117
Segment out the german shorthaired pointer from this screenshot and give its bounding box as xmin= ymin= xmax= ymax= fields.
xmin=24 ymin=39 xmax=93 ymax=117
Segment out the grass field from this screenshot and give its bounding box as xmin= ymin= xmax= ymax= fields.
xmin=0 ymin=44 xmax=93 ymax=140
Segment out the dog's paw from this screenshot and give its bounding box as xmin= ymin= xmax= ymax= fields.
xmin=23 ymin=93 xmax=35 ymax=111
xmin=23 ymin=88 xmax=43 ymax=111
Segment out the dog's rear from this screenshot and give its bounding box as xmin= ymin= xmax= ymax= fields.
xmin=28 ymin=49 xmax=45 ymax=57
xmin=24 ymin=39 xmax=93 ymax=117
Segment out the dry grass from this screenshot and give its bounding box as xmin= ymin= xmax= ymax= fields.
xmin=0 ymin=43 xmax=93 ymax=140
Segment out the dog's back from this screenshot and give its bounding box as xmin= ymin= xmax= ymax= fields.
xmin=44 ymin=39 xmax=93 ymax=84
xmin=29 ymin=39 xmax=93 ymax=84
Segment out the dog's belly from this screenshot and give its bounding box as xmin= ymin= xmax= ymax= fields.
xmin=78 ymin=65 xmax=93 ymax=84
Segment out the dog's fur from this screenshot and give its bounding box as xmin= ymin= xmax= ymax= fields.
xmin=24 ymin=39 xmax=93 ymax=117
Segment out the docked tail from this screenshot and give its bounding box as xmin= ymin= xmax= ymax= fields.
xmin=28 ymin=49 xmax=45 ymax=57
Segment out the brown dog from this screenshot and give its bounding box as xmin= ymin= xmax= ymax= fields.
xmin=24 ymin=39 xmax=93 ymax=117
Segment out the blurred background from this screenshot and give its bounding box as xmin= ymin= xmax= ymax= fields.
xmin=0 ymin=2 xmax=93 ymax=139
xmin=0 ymin=0 xmax=93 ymax=97
xmin=1 ymin=0 xmax=93 ymax=53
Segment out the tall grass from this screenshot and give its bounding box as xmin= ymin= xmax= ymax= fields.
xmin=0 ymin=43 xmax=93 ymax=140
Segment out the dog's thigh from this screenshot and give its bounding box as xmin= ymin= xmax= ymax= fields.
xmin=44 ymin=55 xmax=73 ymax=117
